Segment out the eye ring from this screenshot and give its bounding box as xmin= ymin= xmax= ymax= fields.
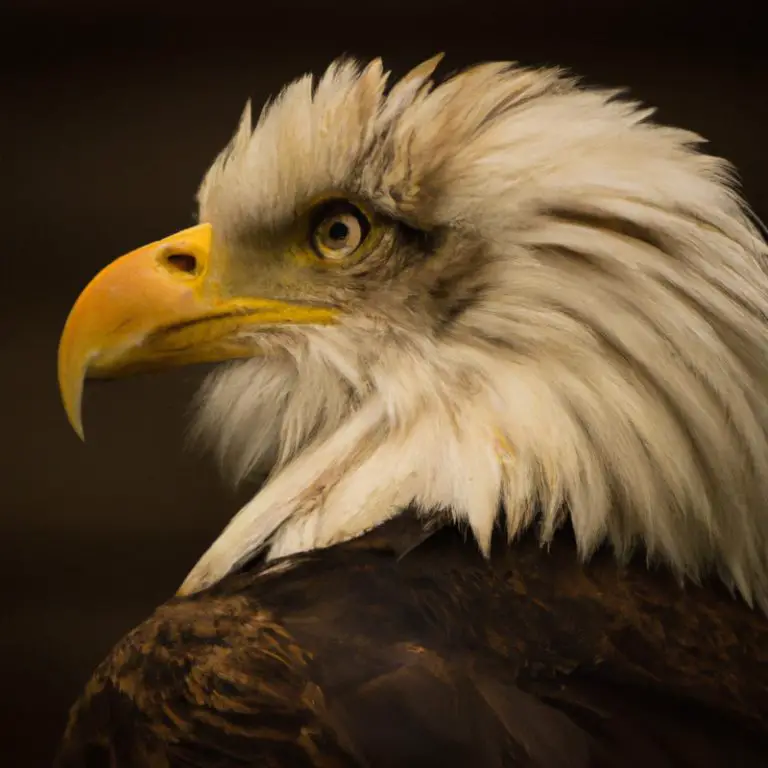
xmin=310 ymin=201 xmax=371 ymax=261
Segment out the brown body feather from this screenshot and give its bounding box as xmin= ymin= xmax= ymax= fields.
xmin=56 ymin=511 xmax=768 ymax=767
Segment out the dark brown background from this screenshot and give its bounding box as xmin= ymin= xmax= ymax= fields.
xmin=2 ymin=3 xmax=766 ymax=766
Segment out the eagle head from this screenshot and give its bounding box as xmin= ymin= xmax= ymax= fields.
xmin=58 ymin=56 xmax=768 ymax=608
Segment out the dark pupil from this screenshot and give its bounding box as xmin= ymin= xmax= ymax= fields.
xmin=328 ymin=220 xmax=349 ymax=242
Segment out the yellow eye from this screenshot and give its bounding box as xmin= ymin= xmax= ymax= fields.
xmin=310 ymin=202 xmax=371 ymax=261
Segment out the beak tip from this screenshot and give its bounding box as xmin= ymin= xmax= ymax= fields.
xmin=59 ymin=368 xmax=86 ymax=442
xmin=64 ymin=401 xmax=86 ymax=442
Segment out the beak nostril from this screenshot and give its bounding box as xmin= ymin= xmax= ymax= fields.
xmin=165 ymin=253 xmax=198 ymax=275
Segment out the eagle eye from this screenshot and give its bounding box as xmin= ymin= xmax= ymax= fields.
xmin=310 ymin=201 xmax=371 ymax=261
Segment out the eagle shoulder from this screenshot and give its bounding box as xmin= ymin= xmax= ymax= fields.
xmin=55 ymin=585 xmax=355 ymax=767
xmin=56 ymin=518 xmax=768 ymax=767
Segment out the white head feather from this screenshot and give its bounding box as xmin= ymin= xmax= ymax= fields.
xmin=181 ymin=56 xmax=768 ymax=610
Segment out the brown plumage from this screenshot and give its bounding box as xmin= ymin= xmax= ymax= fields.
xmin=57 ymin=512 xmax=768 ymax=767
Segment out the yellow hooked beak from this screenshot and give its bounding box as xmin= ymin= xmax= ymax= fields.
xmin=58 ymin=223 xmax=338 ymax=439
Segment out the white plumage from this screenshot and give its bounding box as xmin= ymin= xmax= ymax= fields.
xmin=182 ymin=56 xmax=768 ymax=611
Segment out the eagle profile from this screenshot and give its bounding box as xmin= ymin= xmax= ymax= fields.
xmin=56 ymin=56 xmax=768 ymax=767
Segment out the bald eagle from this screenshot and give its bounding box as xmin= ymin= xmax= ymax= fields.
xmin=56 ymin=56 xmax=768 ymax=767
